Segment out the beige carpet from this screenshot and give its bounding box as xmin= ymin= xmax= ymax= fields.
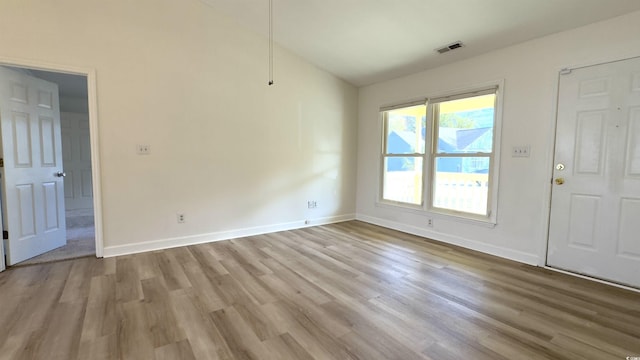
xmin=15 ymin=209 xmax=96 ymax=266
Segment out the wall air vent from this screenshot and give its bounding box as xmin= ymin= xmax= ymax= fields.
xmin=436 ymin=41 xmax=464 ymax=54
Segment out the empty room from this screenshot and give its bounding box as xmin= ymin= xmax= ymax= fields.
xmin=0 ymin=0 xmax=639 ymax=359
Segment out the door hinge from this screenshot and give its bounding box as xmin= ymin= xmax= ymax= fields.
xmin=3 ymin=231 xmax=7 ymax=240
xmin=559 ymin=68 xmax=572 ymax=75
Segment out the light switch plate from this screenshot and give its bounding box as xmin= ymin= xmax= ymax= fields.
xmin=512 ymin=145 xmax=530 ymax=157
xmin=137 ymin=144 xmax=150 ymax=155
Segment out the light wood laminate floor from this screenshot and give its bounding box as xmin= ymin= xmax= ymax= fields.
xmin=0 ymin=221 xmax=639 ymax=360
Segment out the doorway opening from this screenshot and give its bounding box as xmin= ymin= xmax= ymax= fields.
xmin=0 ymin=63 xmax=101 ymax=267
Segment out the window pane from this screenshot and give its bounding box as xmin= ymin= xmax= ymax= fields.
xmin=383 ymin=157 xmax=423 ymax=205
xmin=385 ymin=105 xmax=426 ymax=154
xmin=436 ymin=94 xmax=495 ymax=153
xmin=433 ymin=157 xmax=489 ymax=215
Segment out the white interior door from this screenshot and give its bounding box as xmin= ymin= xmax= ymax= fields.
xmin=61 ymin=112 xmax=93 ymax=210
xmin=547 ymin=56 xmax=640 ymax=288
xmin=0 ymin=66 xmax=67 ymax=265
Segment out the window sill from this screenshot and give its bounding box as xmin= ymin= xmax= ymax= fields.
xmin=375 ymin=200 xmax=497 ymax=229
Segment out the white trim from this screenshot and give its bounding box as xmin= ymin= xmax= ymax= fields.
xmin=489 ymin=80 xmax=504 ymax=224
xmin=0 ymin=56 xmax=104 ymax=260
xmin=86 ymin=69 xmax=103 ymax=258
xmin=429 ymin=86 xmax=498 ymax=104
xmin=379 ymin=97 xmax=428 ymax=112
xmin=380 ymin=99 xmax=427 ymax=112
xmin=356 ymin=213 xmax=539 ymax=265
xmin=374 ymin=201 xmax=496 ymax=228
xmin=539 ymin=70 xmax=562 ymax=267
xmin=556 ymin=53 xmax=640 ymax=75
xmin=0 ymin=185 xmax=3 ymax=271
xmin=544 ymin=266 xmax=640 ymax=293
xmin=103 ymin=214 xmax=356 ymax=258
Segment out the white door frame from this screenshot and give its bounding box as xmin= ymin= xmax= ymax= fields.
xmin=0 ymin=56 xmax=103 ymax=270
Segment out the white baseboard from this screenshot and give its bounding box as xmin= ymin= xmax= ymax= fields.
xmin=103 ymin=212 xmax=539 ymax=267
xmin=355 ymin=214 xmax=539 ymax=266
xmin=103 ymin=214 xmax=355 ymax=258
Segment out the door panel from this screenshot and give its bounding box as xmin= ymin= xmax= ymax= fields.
xmin=16 ymin=184 xmax=36 ymax=238
xmin=626 ymin=108 xmax=640 ymax=175
xmin=37 ymin=89 xmax=53 ymax=109
xmin=618 ymin=198 xmax=640 ymax=258
xmin=574 ymin=111 xmax=606 ymax=174
xmin=548 ymin=57 xmax=640 ymax=288
xmin=12 ymin=112 xmax=33 ymax=166
xmin=567 ymin=194 xmax=599 ymax=250
xmin=0 ymin=66 xmax=66 ymax=265
xmin=578 ymin=77 xmax=611 ymax=98
xmin=40 ymin=116 xmax=57 ymax=166
xmin=43 ymin=181 xmax=61 ymax=231
xmin=11 ymin=83 xmax=27 ymax=103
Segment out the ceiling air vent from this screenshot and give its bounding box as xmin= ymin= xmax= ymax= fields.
xmin=436 ymin=41 xmax=464 ymax=54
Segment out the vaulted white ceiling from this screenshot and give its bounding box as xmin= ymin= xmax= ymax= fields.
xmin=201 ymin=0 xmax=640 ymax=86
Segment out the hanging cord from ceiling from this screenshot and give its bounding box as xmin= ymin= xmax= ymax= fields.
xmin=268 ymin=0 xmax=274 ymax=86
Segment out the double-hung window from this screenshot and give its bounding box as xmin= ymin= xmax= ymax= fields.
xmin=430 ymin=89 xmax=497 ymax=218
xmin=380 ymin=85 xmax=501 ymax=222
xmin=380 ymin=102 xmax=427 ymax=206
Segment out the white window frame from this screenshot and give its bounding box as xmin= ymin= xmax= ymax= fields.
xmin=378 ymin=81 xmax=503 ymax=225
xmin=379 ymin=100 xmax=428 ymax=208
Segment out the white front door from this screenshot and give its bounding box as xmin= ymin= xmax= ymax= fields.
xmin=547 ymin=56 xmax=640 ymax=288
xmin=0 ymin=66 xmax=67 ymax=265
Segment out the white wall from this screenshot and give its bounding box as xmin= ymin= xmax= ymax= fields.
xmin=0 ymin=0 xmax=358 ymax=255
xmin=357 ymin=11 xmax=640 ymax=265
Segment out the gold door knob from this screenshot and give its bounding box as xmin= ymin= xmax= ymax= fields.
xmin=555 ymin=178 xmax=564 ymax=185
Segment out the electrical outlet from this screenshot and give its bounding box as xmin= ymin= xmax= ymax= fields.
xmin=307 ymin=200 xmax=317 ymax=209
xmin=427 ymin=218 xmax=433 ymax=227
xmin=305 ymin=220 xmax=310 ymax=225
xmin=177 ymin=213 xmax=185 ymax=223
xmin=137 ymin=144 xmax=151 ymax=155
xmin=512 ymin=145 xmax=530 ymax=157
